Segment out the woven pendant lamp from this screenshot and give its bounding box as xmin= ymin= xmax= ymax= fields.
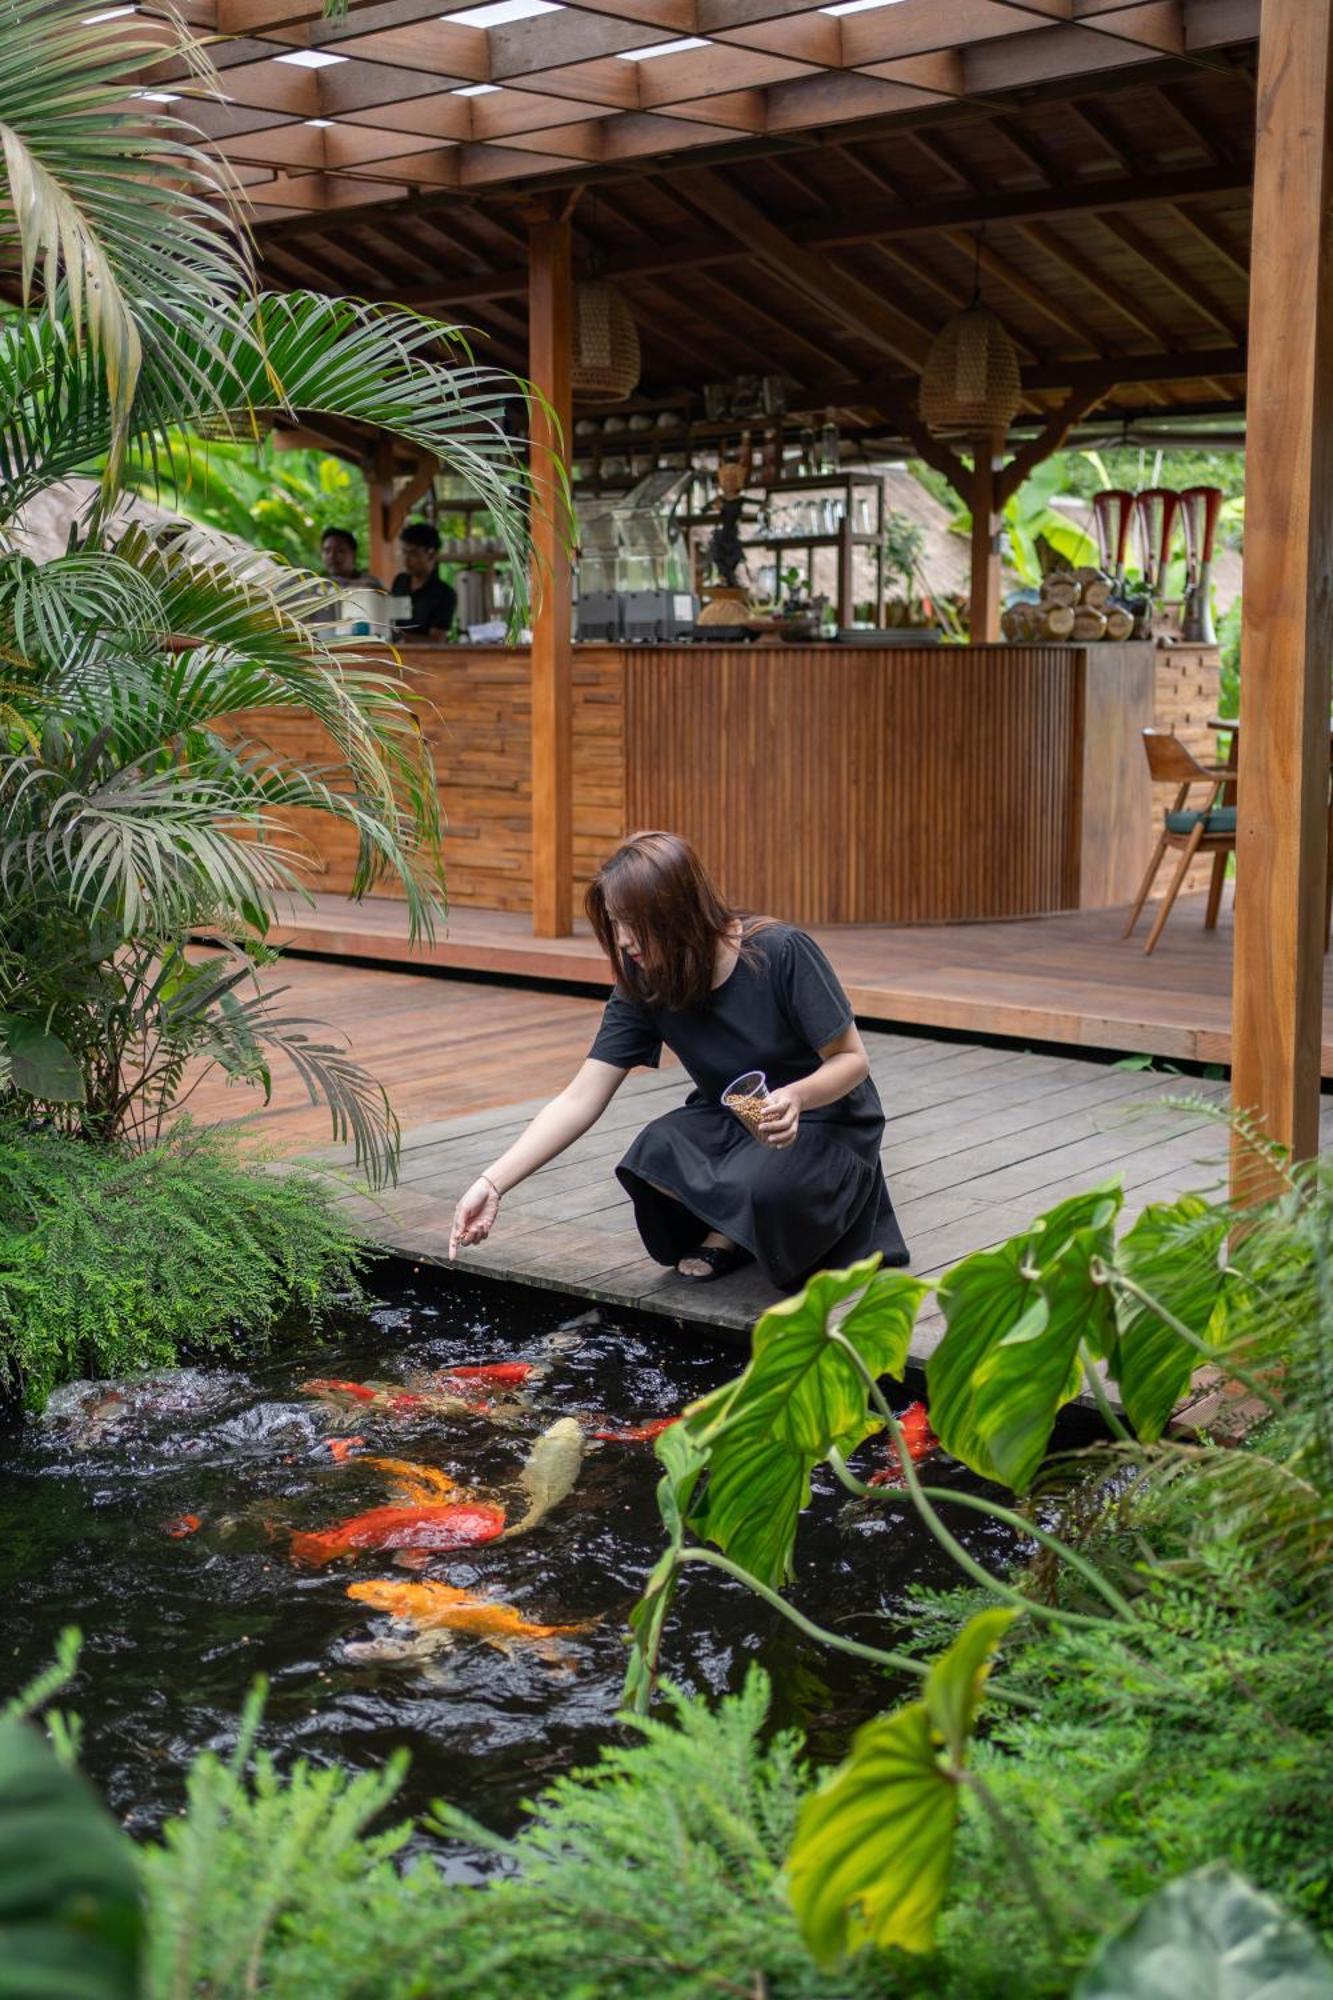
xmin=919 ymin=303 xmax=1021 ymax=439
xmin=571 ymin=279 xmax=641 ymax=402
xmin=919 ymin=240 xmax=1020 ymax=441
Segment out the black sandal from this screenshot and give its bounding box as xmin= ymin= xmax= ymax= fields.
xmin=677 ymin=1244 xmax=754 ymax=1283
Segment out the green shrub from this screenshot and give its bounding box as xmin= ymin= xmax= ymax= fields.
xmin=0 ymin=1121 xmax=369 ymax=1408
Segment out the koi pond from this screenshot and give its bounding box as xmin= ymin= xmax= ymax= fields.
xmin=0 ymin=1265 xmax=1016 ymax=1848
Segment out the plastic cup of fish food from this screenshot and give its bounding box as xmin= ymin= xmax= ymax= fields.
xmin=722 ymin=1069 xmax=770 ymax=1140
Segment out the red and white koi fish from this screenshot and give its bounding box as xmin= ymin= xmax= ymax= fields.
xmin=300 ymin=1378 xmax=495 ymax=1421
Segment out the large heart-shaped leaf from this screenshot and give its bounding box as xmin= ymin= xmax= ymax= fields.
xmin=0 ymin=1718 xmax=143 ymax=2000
xmin=924 ymin=1606 xmax=1016 ymax=1763
xmin=0 ymin=1017 xmax=85 ymax=1105
xmin=929 ymin=1185 xmax=1122 ymax=1491
xmin=1074 ymin=1862 xmax=1333 ymax=1999
xmin=787 ymin=1610 xmax=1014 ymax=1965
xmin=788 ymin=1702 xmax=954 ymax=1964
xmin=1110 ymin=1197 xmax=1228 ymax=1442
xmin=684 ymin=1260 xmax=926 ymax=1586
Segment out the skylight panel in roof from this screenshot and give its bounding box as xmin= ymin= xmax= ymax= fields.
xmin=445 ymin=1 xmax=561 ymax=26
xmin=617 ymin=37 xmax=710 ymax=59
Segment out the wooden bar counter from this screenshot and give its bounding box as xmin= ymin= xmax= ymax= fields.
xmin=262 ymin=639 xmax=1164 ymax=927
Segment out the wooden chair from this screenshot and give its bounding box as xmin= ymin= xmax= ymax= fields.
xmin=1123 ymin=730 xmax=1235 ymax=954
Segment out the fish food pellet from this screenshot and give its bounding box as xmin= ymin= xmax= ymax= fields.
xmin=723 ymin=1091 xmax=768 ymax=1138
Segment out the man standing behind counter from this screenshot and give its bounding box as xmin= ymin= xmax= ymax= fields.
xmin=391 ymin=521 xmax=457 ymax=640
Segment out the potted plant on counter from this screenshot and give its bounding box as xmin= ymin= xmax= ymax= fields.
xmin=775 ymin=565 xmax=824 ymax=642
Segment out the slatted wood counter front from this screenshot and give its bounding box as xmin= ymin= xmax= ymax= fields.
xmin=259 ymin=639 xmax=1157 ymax=926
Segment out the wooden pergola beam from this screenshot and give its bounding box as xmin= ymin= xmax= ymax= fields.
xmin=269 ymin=161 xmax=1250 ymax=312
xmin=1230 ymin=0 xmax=1333 ymax=1193
xmin=148 ymin=0 xmax=1259 ymax=211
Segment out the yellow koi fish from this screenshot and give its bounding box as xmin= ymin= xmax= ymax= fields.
xmin=358 ymin=1457 xmax=463 ymax=1506
xmin=346 ymin=1578 xmax=596 ymax=1666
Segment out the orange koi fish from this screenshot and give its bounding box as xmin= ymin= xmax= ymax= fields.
xmin=346 ymin=1578 xmax=597 ymax=1665
xmin=357 ymin=1457 xmax=463 ymax=1506
xmin=322 ymin=1436 xmax=366 ymax=1463
xmin=164 ymin=1513 xmax=202 ymax=1538
xmin=592 ymin=1417 xmax=680 ymax=1444
xmin=868 ymin=1401 xmax=939 ymax=1486
xmin=291 ymin=1501 xmax=505 ymax=1567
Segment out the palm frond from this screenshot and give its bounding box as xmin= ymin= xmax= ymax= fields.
xmin=0 ymin=296 xmax=539 ymax=608
xmin=195 ymin=982 xmax=400 ymax=1188
xmin=0 ymin=743 xmax=311 ymax=930
xmin=0 ymin=0 xmax=248 ymax=465
xmin=0 ymin=545 xmax=160 ymax=672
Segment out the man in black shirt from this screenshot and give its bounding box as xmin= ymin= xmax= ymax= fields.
xmin=391 ymin=520 xmax=457 ymax=639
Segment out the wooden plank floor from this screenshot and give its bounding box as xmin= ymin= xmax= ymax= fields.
xmin=272 ymin=888 xmax=1333 ymax=1074
xmin=187 ymin=960 xmax=1333 ymax=1365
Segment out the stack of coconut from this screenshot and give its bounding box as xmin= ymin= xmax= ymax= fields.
xmin=1001 ymin=567 xmax=1136 ymax=643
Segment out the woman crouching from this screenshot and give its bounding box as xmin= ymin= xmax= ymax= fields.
xmin=449 ymin=831 xmax=908 ymax=1288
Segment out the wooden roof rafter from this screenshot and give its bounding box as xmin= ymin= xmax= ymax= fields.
xmin=104 ymin=0 xmax=1259 ymax=441
xmin=112 ymin=0 xmax=1257 ymax=209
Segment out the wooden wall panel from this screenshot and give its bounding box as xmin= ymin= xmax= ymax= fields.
xmin=1076 ymin=643 xmax=1158 ymax=910
xmin=624 ymin=643 xmax=1154 ymax=925
xmin=241 ymin=644 xmax=625 ymax=915
xmin=244 ymin=638 xmax=1157 ymax=930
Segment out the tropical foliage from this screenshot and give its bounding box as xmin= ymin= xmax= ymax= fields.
xmin=122 ymin=437 xmax=373 ymax=575
xmin=628 ymin=1134 xmax=1333 ymax=1981
xmin=0 ymin=0 xmax=534 ymax=1183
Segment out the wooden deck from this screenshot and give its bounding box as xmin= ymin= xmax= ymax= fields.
xmin=272 ymin=889 xmax=1333 ymax=1076
xmin=187 ymin=959 xmax=1333 ymax=1364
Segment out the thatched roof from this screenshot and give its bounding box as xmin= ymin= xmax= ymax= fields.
xmin=8 ymin=479 xmax=180 ymax=565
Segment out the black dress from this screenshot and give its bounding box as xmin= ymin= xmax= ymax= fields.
xmin=587 ymin=923 xmax=908 ymax=1289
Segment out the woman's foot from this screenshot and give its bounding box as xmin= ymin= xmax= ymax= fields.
xmin=677 ymin=1232 xmax=751 ymax=1282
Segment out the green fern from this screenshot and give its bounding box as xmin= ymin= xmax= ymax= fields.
xmin=139 ymin=1669 xmax=896 ymax=2000
xmin=0 ymin=1119 xmax=370 ymax=1407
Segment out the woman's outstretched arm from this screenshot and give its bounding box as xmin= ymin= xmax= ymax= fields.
xmin=449 ymin=1058 xmax=628 ymax=1255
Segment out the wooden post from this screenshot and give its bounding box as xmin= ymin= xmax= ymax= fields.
xmin=1230 ymin=0 xmax=1333 ymax=1197
xmin=527 ymin=199 xmax=574 ymax=938
xmin=367 ymin=438 xmax=396 ymax=586
xmin=969 ymin=433 xmax=1004 ymax=643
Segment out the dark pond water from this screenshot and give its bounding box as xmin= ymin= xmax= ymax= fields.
xmin=0 ymin=1265 xmax=1020 ymax=1847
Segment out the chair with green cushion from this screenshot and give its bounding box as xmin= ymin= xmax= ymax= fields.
xmin=1123 ymin=729 xmax=1235 ymax=954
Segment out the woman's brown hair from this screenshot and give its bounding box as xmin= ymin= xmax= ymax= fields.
xmin=585 ymin=831 xmax=752 ymax=1013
